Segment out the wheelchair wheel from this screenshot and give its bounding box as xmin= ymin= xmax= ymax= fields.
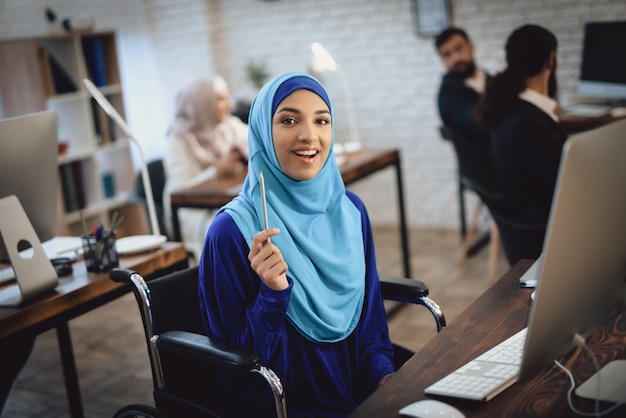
xmin=112 ymin=403 xmax=170 ymax=418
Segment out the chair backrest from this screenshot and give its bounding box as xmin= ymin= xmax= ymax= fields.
xmin=148 ymin=266 xmax=205 ymax=336
xmin=442 ymin=125 xmax=501 ymax=196
xmin=443 ymin=125 xmax=548 ymax=265
xmin=142 ymin=266 xmax=223 ymax=417
xmin=489 ymin=211 xmax=546 ymax=265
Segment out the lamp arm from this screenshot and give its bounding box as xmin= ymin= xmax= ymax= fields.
xmin=336 ymin=68 xmax=360 ymax=147
xmin=82 ymin=78 xmax=161 ymax=236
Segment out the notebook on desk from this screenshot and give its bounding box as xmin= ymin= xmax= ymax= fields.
xmin=425 ymin=118 xmax=626 ymax=403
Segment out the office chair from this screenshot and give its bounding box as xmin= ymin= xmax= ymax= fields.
xmin=128 ymin=159 xmax=168 ymax=240
xmin=441 ymin=125 xmax=502 ymax=281
xmin=109 ymin=267 xmax=445 ymax=418
xmin=458 ymin=174 xmax=547 ymax=267
xmin=487 ymin=211 xmax=546 ymax=266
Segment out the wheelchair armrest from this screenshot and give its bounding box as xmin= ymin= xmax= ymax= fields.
xmin=110 ymin=268 xmax=136 ymax=283
xmin=380 ymin=276 xmax=447 ymax=331
xmin=380 ymin=276 xmax=429 ymax=302
xmin=157 ymin=330 xmax=262 ymax=372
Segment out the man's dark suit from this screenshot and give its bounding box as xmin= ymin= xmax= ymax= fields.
xmin=490 ymin=99 xmax=567 ymax=263
xmin=437 ymin=71 xmax=499 ymax=193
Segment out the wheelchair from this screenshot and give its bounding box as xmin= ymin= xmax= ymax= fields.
xmin=109 ymin=266 xmax=445 ymax=417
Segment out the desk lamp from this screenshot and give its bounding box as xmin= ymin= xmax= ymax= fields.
xmin=83 ymin=79 xmax=166 ymax=251
xmin=310 ymin=42 xmax=361 ymax=153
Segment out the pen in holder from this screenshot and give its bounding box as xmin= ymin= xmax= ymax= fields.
xmin=81 ymin=229 xmax=119 ymax=272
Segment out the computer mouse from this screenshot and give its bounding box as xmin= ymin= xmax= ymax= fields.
xmin=399 ymin=399 xmax=465 ymax=418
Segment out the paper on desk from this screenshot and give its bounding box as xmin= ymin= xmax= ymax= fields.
xmin=519 ymin=253 xmax=543 ymax=288
xmin=19 ymin=236 xmax=83 ymax=261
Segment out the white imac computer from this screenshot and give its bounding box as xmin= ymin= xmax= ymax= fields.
xmin=0 ymin=110 xmax=60 ymax=305
xmin=578 ymin=21 xmax=626 ymax=102
xmin=519 ymin=118 xmax=626 ymax=402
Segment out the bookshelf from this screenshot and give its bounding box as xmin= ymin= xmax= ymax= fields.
xmin=0 ymin=31 xmax=134 ymax=236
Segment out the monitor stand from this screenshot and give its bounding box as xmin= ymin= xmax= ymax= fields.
xmin=575 ymin=360 xmax=626 ymax=403
xmin=0 ymin=195 xmax=58 ymax=306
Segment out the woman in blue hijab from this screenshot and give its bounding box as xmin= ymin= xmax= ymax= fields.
xmin=199 ymin=72 xmax=394 ymax=417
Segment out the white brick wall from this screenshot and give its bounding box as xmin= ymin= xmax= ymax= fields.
xmin=1 ymin=0 xmax=624 ymax=229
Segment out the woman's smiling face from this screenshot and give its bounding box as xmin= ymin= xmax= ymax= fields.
xmin=271 ymin=89 xmax=332 ymax=181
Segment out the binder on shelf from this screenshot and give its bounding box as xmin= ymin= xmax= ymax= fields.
xmin=72 ymin=161 xmax=87 ymax=209
xmin=90 ymin=98 xmax=104 ymax=144
xmin=59 ymin=161 xmax=87 ymax=213
xmin=106 ymin=96 xmax=118 ymax=142
xmin=47 ymin=51 xmax=78 ymax=94
xmin=82 ymin=37 xmax=108 ymax=87
xmin=36 ymin=47 xmax=55 ymax=96
xmin=91 ymin=98 xmax=112 ymax=144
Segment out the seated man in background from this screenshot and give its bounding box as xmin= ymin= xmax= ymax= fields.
xmin=475 ymin=24 xmax=567 ymax=265
xmin=434 ymin=27 xmax=498 ymax=194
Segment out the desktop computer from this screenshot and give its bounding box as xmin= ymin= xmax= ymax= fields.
xmin=0 ymin=111 xmax=61 ymax=305
xmin=426 ymin=118 xmax=626 ymax=406
xmin=566 ymin=21 xmax=626 ymax=117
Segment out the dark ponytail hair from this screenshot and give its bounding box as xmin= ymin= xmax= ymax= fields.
xmin=476 ymin=24 xmax=557 ymax=127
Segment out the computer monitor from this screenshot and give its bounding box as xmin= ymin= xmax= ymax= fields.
xmin=578 ymin=21 xmax=626 ymax=102
xmin=519 ymin=118 xmax=626 ymax=399
xmin=0 ymin=110 xmax=59 ymax=261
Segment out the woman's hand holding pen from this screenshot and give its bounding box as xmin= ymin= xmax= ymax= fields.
xmin=249 ymin=228 xmax=289 ymax=291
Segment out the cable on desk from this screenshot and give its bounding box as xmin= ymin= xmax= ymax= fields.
xmin=553 ymin=333 xmax=623 ymax=417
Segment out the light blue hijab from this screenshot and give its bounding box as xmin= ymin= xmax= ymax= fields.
xmin=220 ymin=72 xmax=366 ymax=343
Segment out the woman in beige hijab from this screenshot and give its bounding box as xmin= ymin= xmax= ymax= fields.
xmin=163 ymin=76 xmax=248 ymax=259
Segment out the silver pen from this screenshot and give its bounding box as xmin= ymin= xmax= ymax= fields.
xmin=259 ymin=171 xmax=271 ymax=243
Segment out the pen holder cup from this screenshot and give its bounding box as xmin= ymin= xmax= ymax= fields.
xmin=81 ymin=230 xmax=119 ymax=272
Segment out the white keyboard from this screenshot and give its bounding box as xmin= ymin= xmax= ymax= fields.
xmin=0 ymin=266 xmax=16 ymax=285
xmin=564 ymin=103 xmax=611 ymax=118
xmin=425 ymin=327 xmax=528 ymax=401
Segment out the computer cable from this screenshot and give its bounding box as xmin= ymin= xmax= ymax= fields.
xmin=553 ymin=333 xmax=624 ymax=417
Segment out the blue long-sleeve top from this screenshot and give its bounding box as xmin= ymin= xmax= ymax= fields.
xmin=199 ymin=190 xmax=394 ymax=417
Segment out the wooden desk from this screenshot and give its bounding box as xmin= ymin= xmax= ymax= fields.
xmin=560 ymin=113 xmax=625 ymax=134
xmin=170 ymin=148 xmax=412 ymax=278
xmin=0 ymin=242 xmax=189 ymax=418
xmin=350 ymin=260 xmax=626 ymax=418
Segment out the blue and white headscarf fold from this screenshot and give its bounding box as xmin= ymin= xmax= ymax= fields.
xmin=220 ymin=72 xmax=366 ymax=343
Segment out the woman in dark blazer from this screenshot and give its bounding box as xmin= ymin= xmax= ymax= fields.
xmin=476 ymin=24 xmax=567 ymax=265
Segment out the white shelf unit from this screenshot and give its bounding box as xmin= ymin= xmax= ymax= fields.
xmin=0 ymin=31 xmax=135 ymax=236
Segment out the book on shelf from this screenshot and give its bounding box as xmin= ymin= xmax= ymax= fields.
xmin=90 ymin=98 xmax=103 ymax=145
xmin=46 ymin=50 xmax=78 ymax=94
xmin=36 ymin=47 xmax=55 ymax=96
xmin=90 ymin=98 xmax=111 ymax=144
xmin=106 ymin=96 xmax=118 ymax=142
xmin=90 ymin=96 xmax=119 ymax=144
xmin=81 ymin=37 xmax=108 ymax=87
xmin=59 ymin=161 xmax=87 ymax=213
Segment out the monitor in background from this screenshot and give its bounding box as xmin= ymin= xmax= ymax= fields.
xmin=0 ymin=110 xmax=59 ymax=261
xmin=578 ymin=21 xmax=626 ymax=102
xmin=519 ymin=118 xmax=626 ymax=400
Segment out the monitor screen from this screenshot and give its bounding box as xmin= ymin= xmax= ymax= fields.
xmin=0 ymin=111 xmax=59 ymax=261
xmin=578 ymin=21 xmax=626 ymax=101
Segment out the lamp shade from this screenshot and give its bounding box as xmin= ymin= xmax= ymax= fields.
xmin=311 ymin=42 xmax=337 ymax=71
xmin=309 ymin=42 xmax=361 ymax=151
